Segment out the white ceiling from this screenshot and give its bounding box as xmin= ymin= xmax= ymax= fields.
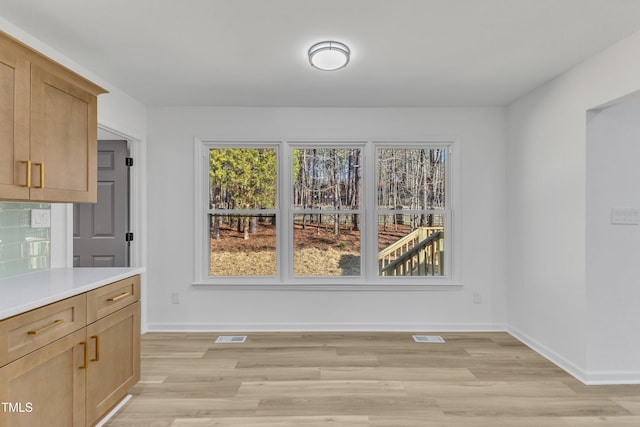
xmin=2 ymin=0 xmax=640 ymax=107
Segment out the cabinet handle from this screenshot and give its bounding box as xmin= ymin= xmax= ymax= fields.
xmin=27 ymin=319 xmax=64 ymax=335
xmin=107 ymin=291 xmax=130 ymax=302
xmin=19 ymin=160 xmax=31 ymax=188
xmin=32 ymin=162 xmax=44 ymax=189
xmin=90 ymin=335 xmax=100 ymax=362
xmin=80 ymin=342 xmax=88 ymax=369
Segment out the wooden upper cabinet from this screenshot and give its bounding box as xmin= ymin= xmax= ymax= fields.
xmin=0 ymin=36 xmax=30 ymax=201
xmin=29 ymin=61 xmax=99 ymax=202
xmin=0 ymin=30 xmax=107 ymax=203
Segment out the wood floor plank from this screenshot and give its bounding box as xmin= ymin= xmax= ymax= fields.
xmin=138 ymin=375 xmax=169 ymax=384
xmin=143 ymin=351 xmax=207 ymax=359
xmin=161 ymin=367 xmax=321 ymax=383
xmin=436 ymin=395 xmax=632 ymax=417
xmin=320 ymin=366 xmax=476 ymax=381
xmin=171 ymin=415 xmax=370 ymax=426
xmin=613 ymin=396 xmax=640 ymax=415
xmin=404 ymin=380 xmax=578 ymax=399
xmin=560 ymin=415 xmax=640 ymax=425
xmin=110 ymin=397 xmax=259 ymax=419
xmin=468 ymin=366 xmax=569 ymax=381
xmin=141 ymin=357 xmax=238 ymax=375
xmin=106 ymin=417 xmax=174 ymax=427
xmin=132 ymin=379 xmax=242 ymax=398
xmin=254 ymin=395 xmax=443 ymax=417
xmin=104 ymin=332 xmax=640 ymax=426
xmin=234 ymin=353 xmax=380 ymax=369
xmin=370 ymin=415 xmax=571 ymax=427
xmin=237 ymin=380 xmax=407 ymax=399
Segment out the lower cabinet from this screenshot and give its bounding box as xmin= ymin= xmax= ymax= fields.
xmin=86 ymin=301 xmax=140 ymax=425
xmin=0 ymin=329 xmax=86 ymax=427
xmin=0 ymin=275 xmax=141 ymax=427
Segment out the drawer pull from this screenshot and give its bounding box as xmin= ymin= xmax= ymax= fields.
xmin=27 ymin=319 xmax=64 ymax=335
xmin=107 ymin=291 xmax=130 ymax=302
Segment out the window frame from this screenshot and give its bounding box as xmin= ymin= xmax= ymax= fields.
xmin=193 ymin=138 xmax=460 ymax=289
xmin=287 ymin=142 xmax=366 ymax=283
xmin=374 ymin=143 xmax=452 ymax=284
xmin=206 ymin=143 xmax=280 ymax=279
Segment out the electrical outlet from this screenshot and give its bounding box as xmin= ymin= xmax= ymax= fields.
xmin=473 ymin=291 xmax=482 ymax=304
xmin=31 ymin=209 xmax=51 ymax=228
xmin=171 ymin=292 xmax=180 ymax=304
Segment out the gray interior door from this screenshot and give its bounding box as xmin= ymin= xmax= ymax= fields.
xmin=73 ymin=140 xmax=130 ymax=267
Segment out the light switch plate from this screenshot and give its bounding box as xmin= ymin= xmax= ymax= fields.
xmin=611 ymin=208 xmax=640 ymax=225
xmin=31 ymin=209 xmax=51 ymax=228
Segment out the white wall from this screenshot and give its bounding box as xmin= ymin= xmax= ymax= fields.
xmin=586 ymin=95 xmax=640 ymax=382
xmin=507 ymin=30 xmax=640 ymax=382
xmin=146 ymin=107 xmax=507 ymax=331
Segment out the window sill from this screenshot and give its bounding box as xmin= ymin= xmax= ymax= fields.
xmin=191 ymin=281 xmax=463 ymax=291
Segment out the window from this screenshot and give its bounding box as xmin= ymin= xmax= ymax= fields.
xmin=208 ymin=147 xmax=278 ymax=277
xmin=376 ymin=147 xmax=447 ymax=277
xmin=292 ymin=147 xmax=362 ymax=277
xmin=194 ymin=140 xmax=454 ymax=287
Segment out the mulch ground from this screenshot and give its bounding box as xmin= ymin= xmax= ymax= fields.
xmin=209 ymin=221 xmax=412 ymax=276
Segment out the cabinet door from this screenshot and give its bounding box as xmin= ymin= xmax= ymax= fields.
xmin=29 ymin=62 xmax=97 ymax=203
xmin=86 ymin=302 xmax=140 ymax=425
xmin=0 ymin=329 xmax=87 ymax=427
xmin=0 ymin=38 xmax=30 ymax=200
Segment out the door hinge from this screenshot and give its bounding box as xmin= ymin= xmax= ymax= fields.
xmin=125 ymin=232 xmax=134 ymax=242
xmin=125 ymin=157 xmax=134 ymax=167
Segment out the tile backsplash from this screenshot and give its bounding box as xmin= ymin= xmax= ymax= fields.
xmin=0 ymin=202 xmax=51 ymax=278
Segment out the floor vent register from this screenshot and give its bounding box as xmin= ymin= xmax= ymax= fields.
xmin=412 ymin=335 xmax=445 ymax=343
xmin=215 ymin=335 xmax=248 ymax=344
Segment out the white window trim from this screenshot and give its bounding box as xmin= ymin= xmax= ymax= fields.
xmin=193 ymin=138 xmax=462 ymax=290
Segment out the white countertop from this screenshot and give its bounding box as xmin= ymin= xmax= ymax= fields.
xmin=0 ymin=267 xmax=145 ymax=321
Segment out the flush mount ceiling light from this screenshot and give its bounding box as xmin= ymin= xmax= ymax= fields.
xmin=308 ymin=41 xmax=350 ymax=71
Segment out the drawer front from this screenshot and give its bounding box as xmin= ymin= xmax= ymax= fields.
xmin=0 ymin=294 xmax=86 ymax=367
xmin=87 ymin=275 xmax=140 ymax=323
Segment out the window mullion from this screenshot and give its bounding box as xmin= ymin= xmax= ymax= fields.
xmin=281 ymin=141 xmax=292 ymax=283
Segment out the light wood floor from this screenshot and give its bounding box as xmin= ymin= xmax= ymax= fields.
xmin=105 ymin=332 xmax=640 ymax=426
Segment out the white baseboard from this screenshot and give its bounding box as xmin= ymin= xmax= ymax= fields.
xmin=146 ymin=322 xmax=506 ymax=333
xmin=507 ymin=326 xmax=640 ymax=385
xmin=507 ymin=326 xmax=588 ymax=382
xmin=580 ymin=370 xmax=640 ymax=385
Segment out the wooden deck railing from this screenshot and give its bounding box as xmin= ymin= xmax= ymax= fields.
xmin=378 ymin=227 xmax=444 ymax=276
